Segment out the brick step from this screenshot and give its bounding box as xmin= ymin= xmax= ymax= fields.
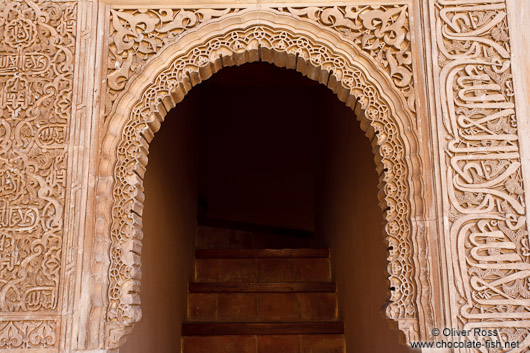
xmin=189 ymin=282 xmax=336 ymax=293
xmin=195 ymin=257 xmax=331 ymax=283
xmin=188 ymin=292 xmax=338 ymax=322
xmin=196 ymin=248 xmax=329 ymax=258
xmin=182 ymin=334 xmax=345 ymax=353
xmin=182 ymin=322 xmax=344 ymax=336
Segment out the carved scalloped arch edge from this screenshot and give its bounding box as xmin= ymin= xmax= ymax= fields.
xmin=96 ymin=10 xmax=427 ymax=349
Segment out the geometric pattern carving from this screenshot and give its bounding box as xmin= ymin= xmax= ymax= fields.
xmin=0 ymin=0 xmax=76 ymax=317
xmin=101 ymin=10 xmax=420 ymax=347
xmin=433 ymin=0 xmax=530 ymax=348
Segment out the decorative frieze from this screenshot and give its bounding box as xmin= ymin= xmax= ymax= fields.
xmin=106 ymin=5 xmax=416 ymax=114
xmin=106 ymin=8 xmax=240 ymax=113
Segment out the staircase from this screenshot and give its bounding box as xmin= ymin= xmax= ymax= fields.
xmin=181 ymin=225 xmax=345 ymax=353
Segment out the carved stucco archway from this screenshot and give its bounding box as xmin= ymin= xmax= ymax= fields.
xmin=2 ymin=1 xmax=530 ymax=352
xmin=95 ymin=9 xmax=430 ymax=349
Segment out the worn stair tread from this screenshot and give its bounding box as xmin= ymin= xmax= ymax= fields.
xmin=195 ymin=248 xmax=329 ymax=259
xmin=182 ymin=322 xmax=344 ymax=336
xmin=189 ymin=282 xmax=336 ymax=293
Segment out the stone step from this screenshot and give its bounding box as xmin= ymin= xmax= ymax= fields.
xmin=195 ymin=257 xmax=331 ymax=283
xmin=182 ymin=333 xmax=345 ymax=353
xmin=187 ymin=292 xmax=338 ymax=322
xmin=185 ymin=240 xmax=344 ymax=353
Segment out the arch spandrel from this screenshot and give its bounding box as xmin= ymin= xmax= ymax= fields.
xmin=97 ymin=9 xmax=430 ymax=349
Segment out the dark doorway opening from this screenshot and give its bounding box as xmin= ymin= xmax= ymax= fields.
xmin=121 ymin=62 xmax=410 ymax=353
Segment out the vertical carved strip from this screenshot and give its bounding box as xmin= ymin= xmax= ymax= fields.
xmin=0 ymin=0 xmax=77 ymax=349
xmin=432 ymin=0 xmax=530 ymax=348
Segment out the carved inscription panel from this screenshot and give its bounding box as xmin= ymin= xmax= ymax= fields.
xmin=433 ymin=0 xmax=530 ymax=349
xmin=0 ymin=0 xmax=76 ymax=349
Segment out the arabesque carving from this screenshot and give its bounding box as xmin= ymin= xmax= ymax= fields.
xmin=0 ymin=320 xmax=57 ymax=349
xmin=2 ymin=0 xmax=530 ymax=351
xmin=0 ymin=0 xmax=76 ymax=317
xmin=106 ymin=5 xmax=416 ymax=114
xmin=434 ymin=0 xmax=530 ymax=348
xmin=101 ymin=11 xmax=421 ymax=347
xmin=277 ymin=5 xmax=416 ymax=111
xmin=106 ymin=8 xmax=240 ymax=113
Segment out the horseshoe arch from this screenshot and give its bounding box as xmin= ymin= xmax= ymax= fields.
xmin=95 ymin=9 xmax=431 ymax=349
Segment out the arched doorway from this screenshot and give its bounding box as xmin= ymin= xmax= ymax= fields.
xmin=119 ymin=62 xmax=411 ymax=352
xmin=95 ymin=10 xmax=429 ymax=350
xmin=3 ymin=1 xmax=529 ymax=352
